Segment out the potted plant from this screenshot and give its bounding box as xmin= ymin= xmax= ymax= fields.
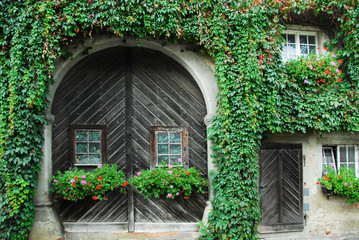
xmin=317 ymin=164 xmax=359 ymax=206
xmin=130 ymin=161 xmax=208 ymax=199
xmin=50 ymin=164 xmax=128 ymax=201
xmin=286 ymin=48 xmax=344 ymax=92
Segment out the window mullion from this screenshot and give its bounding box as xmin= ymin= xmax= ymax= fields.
xmin=355 ymin=146 xmax=359 ymax=177
xmin=87 ymin=132 xmax=90 ymax=164
xmin=296 ymin=33 xmax=300 ymax=57
xmin=337 ymin=145 xmax=341 ymax=170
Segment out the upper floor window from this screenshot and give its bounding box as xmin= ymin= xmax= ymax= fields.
xmin=150 ymin=127 xmax=189 ymax=168
xmin=322 ymin=145 xmax=359 ymax=176
xmin=70 ymin=125 xmax=107 ymax=166
xmin=282 ymin=31 xmax=318 ymax=61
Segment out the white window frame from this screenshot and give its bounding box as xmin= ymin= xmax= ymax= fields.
xmin=281 ymin=30 xmax=318 ymax=61
xmin=322 ymin=145 xmax=359 ymax=176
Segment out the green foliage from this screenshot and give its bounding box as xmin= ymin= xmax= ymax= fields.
xmin=50 ymin=164 xmax=127 ymax=201
xmin=130 ymin=163 xmax=207 ymax=199
xmin=0 ymin=0 xmax=359 ymax=239
xmin=318 ymin=166 xmax=359 ymax=206
xmin=279 ymin=50 xmax=354 ymax=132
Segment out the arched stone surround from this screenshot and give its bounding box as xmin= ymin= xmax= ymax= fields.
xmin=30 ymin=37 xmax=218 ymax=239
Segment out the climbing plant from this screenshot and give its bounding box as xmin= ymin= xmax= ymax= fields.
xmin=0 ymin=0 xmax=358 ymax=239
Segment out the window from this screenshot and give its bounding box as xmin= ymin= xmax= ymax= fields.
xmin=70 ymin=125 xmax=107 ymax=166
xmin=322 ymin=145 xmax=359 ymax=176
xmin=281 ymin=31 xmax=317 ymax=61
xmin=150 ymin=127 xmax=189 ymax=168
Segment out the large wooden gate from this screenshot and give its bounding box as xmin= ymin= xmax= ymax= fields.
xmin=258 ymin=143 xmax=303 ymax=233
xmin=51 ymin=47 xmax=207 ymax=231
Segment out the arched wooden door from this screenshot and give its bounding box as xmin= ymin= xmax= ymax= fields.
xmin=51 ymin=47 xmax=208 ymax=231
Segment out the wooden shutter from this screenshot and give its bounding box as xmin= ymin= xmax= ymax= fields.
xmin=258 ymin=143 xmax=303 ymax=233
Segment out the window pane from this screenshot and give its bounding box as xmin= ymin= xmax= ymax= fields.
xmin=300 ymin=45 xmax=308 ymax=55
xmin=170 ymin=133 xmax=181 ymax=143
xmin=287 ymin=34 xmax=295 ymax=44
xmin=308 ymin=35 xmax=316 ymax=44
xmin=170 ymin=155 xmax=181 ymax=165
xmin=322 ymin=147 xmax=336 ymax=173
xmin=76 ymin=143 xmax=88 ymax=153
xmin=89 ymin=131 xmax=100 ymax=141
xmin=157 ymin=133 xmax=168 ymax=143
xmin=76 ymin=154 xmax=88 ymax=164
xmin=299 ymin=35 xmax=307 ymax=44
xmin=288 ymin=44 xmax=296 ymax=55
xmin=282 ymin=45 xmax=288 ymax=53
xmin=89 ymin=154 xmax=101 ymax=164
xmin=348 ymin=146 xmax=355 ymax=162
xmin=340 ymin=147 xmax=347 ymax=164
xmin=89 ymin=143 xmax=101 ymax=153
xmin=170 ymin=144 xmax=181 ymax=154
xmin=76 ymin=132 xmax=87 ymax=141
xmin=309 ymin=45 xmax=316 ymax=54
xmin=158 ymin=144 xmax=169 ymax=154
xmin=348 ymin=163 xmax=355 ymax=170
xmin=158 ymin=155 xmax=169 ymax=165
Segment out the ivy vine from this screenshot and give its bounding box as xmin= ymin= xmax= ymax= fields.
xmin=0 ymin=0 xmax=358 ymax=239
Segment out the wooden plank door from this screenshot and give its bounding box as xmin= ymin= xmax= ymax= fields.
xmin=51 ymin=47 xmax=207 ymax=231
xmin=258 ymin=143 xmax=303 ymax=233
xmin=129 ymin=48 xmax=207 ymax=228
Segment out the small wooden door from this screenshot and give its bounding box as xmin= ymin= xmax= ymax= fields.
xmin=258 ymin=143 xmax=303 ymax=233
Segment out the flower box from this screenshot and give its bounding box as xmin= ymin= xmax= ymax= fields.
xmin=51 ymin=164 xmax=128 ymax=201
xmin=130 ymin=163 xmax=207 ymax=199
xmin=321 ymin=185 xmax=334 ymax=199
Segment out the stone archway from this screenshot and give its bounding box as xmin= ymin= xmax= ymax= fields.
xmin=30 ymin=37 xmax=217 ymax=240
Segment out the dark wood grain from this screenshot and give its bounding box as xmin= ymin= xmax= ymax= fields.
xmin=51 ymin=47 xmax=207 ymax=227
xmin=259 ymin=143 xmax=303 ymax=233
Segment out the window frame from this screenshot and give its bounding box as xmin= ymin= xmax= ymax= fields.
xmin=69 ymin=125 xmax=107 ymax=167
xmin=281 ymin=30 xmax=318 ymax=61
xmin=149 ymin=126 xmax=189 ymax=169
xmin=322 ymin=145 xmax=359 ymax=176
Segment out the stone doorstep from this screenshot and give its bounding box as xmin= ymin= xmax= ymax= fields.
xmin=65 ymin=231 xmax=201 ymax=240
xmin=63 ymin=222 xmax=201 ymax=240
